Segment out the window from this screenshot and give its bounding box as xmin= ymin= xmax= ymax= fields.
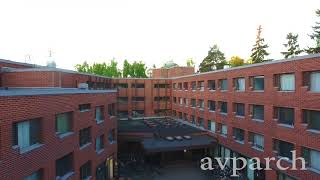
xmin=191 ymin=81 xmax=196 ymax=90
xmin=132 ymin=97 xmax=145 ymax=102
xmin=56 ymin=112 xmax=72 ymax=135
xmin=12 ymin=118 xmax=41 ymax=151
xmin=208 ymin=100 xmax=216 ymax=111
xmin=178 ymin=82 xmax=182 ymax=90
xmin=235 ymin=78 xmax=245 ymax=91
xmin=249 ymin=133 xmax=264 ymax=151
xmin=108 ymin=129 xmax=116 ymax=144
xmin=154 ymin=84 xmax=170 ymax=88
xmin=234 ymin=103 xmax=245 ymax=117
xmin=95 ymin=106 xmax=104 ymax=123
xmin=198 ymin=117 xmax=204 ymax=127
xmin=56 ymin=153 xmax=73 ymax=178
xmin=173 ymin=97 xmax=177 ymax=103
xmin=95 ymin=135 xmax=104 ymax=152
xmin=132 ymin=110 xmax=144 ymax=117
xmin=96 ymin=162 xmax=107 ymax=180
xmin=183 ymin=82 xmax=188 ymax=90
xmin=191 ymin=99 xmax=196 ymax=107
xmin=191 ymin=115 xmax=196 ymax=124
xmin=116 ymin=83 xmax=128 ymax=88
xmin=185 ymin=98 xmax=189 ymax=106
xmin=173 ymin=83 xmax=177 ymax=89
xmin=274 ymin=107 xmax=294 ymax=126
xmin=198 ymin=81 xmax=204 ymax=91
xmin=273 ymin=139 xmax=294 ymax=160
xmin=251 ymin=105 xmax=264 ymax=121
xmin=277 ymin=171 xmax=297 ymax=180
xmin=108 ymin=103 xmax=116 ymax=116
xmin=221 ymin=124 xmax=228 ymax=136
xmin=179 ymin=97 xmax=183 ymax=105
xmin=178 ymin=112 xmax=183 ymax=119
xmin=80 ymin=161 xmax=92 ymax=180
xmin=275 ymin=74 xmax=295 ymax=91
xmin=79 ymin=127 xmax=91 ymax=147
xmin=233 ymin=128 xmax=245 ymax=143
xmin=252 ymin=76 xmax=264 ymax=91
xmin=219 ymin=79 xmax=228 ymax=91
xmin=208 ymin=80 xmax=216 ymax=90
xmin=208 ymin=120 xmax=216 ymax=132
xmin=310 ymin=72 xmax=320 ymax=92
xmin=154 ymin=96 xmax=170 ymax=101
xmin=303 ymin=109 xmax=320 ymax=131
xmin=131 ymin=83 xmax=144 ymax=88
xmin=219 ymin=101 xmax=228 ymax=114
xmin=79 ymin=104 xmax=91 ymax=112
xmin=302 ymin=147 xmax=320 ymax=171
xmin=117 ymin=97 xmax=128 ymax=104
xmin=198 ymin=99 xmax=204 ymax=109
xmin=23 ymin=169 xmax=43 ymax=180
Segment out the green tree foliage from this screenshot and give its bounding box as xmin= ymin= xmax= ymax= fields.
xmin=199 ymin=44 xmax=226 ymax=72
xmin=162 ymin=60 xmax=178 ymax=68
xmin=75 ymin=59 xmax=121 ymax=77
xmin=130 ymin=61 xmax=148 ymax=78
xmin=186 ymin=58 xmax=195 ymax=67
xmin=306 ymin=9 xmax=320 ymax=54
xmin=281 ymin=33 xmax=303 ymax=58
xmin=229 ymin=56 xmax=244 ymax=67
xmin=250 ymin=25 xmax=270 ymax=63
xmin=122 ymin=60 xmax=132 ymax=78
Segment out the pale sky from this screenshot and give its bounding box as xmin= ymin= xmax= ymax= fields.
xmin=0 ymin=0 xmax=319 ymax=71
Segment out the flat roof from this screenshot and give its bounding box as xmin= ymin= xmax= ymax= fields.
xmin=0 ymin=88 xmax=117 ymax=97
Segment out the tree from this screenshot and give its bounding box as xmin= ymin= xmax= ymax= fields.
xmin=281 ymin=33 xmax=303 ymax=58
xmin=131 ymin=61 xmax=148 ymax=78
xmin=186 ymin=58 xmax=195 ymax=67
xmin=162 ymin=60 xmax=178 ymax=68
xmin=75 ymin=59 xmax=121 ymax=77
xmin=250 ymin=25 xmax=269 ymax=63
xmin=229 ymin=56 xmax=244 ymax=67
xmin=306 ymin=9 xmax=320 ymax=54
xmin=199 ymin=44 xmax=226 ymax=72
xmin=122 ymin=60 xmax=132 ymax=78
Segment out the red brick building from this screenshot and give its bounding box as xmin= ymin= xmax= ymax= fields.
xmin=0 ymin=54 xmax=320 ymax=180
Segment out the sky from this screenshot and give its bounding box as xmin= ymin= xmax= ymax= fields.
xmin=0 ymin=0 xmax=319 ymax=71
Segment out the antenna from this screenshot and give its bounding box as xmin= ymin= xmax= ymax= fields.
xmin=25 ymin=54 xmax=31 ymax=64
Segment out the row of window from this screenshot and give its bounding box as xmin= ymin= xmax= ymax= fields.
xmin=117 ymin=96 xmax=170 ymax=103
xmin=173 ymin=71 xmax=320 ymax=92
xmin=23 ymin=154 xmax=112 ymax=180
xmin=115 ymin=83 xmax=171 ymax=89
xmin=173 ymin=100 xmax=320 ymax=131
xmin=12 ymin=103 xmax=117 ymax=154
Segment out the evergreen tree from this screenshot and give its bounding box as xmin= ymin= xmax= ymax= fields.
xmin=199 ymin=44 xmax=226 ymax=72
xmin=281 ymin=33 xmax=303 ymax=58
xmin=250 ymin=25 xmax=269 ymax=63
xmin=306 ymin=9 xmax=320 ymax=54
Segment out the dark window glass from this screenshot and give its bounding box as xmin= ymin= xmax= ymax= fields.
xmin=235 ymin=103 xmax=245 ymax=116
xmin=253 ymin=76 xmax=264 ymax=91
xmin=80 ymin=161 xmax=91 ymax=180
xmin=220 ymin=79 xmax=228 ymax=90
xmin=79 ymin=104 xmax=91 ymax=112
xmin=253 ymin=105 xmax=264 ymax=120
xmin=303 ymin=110 xmax=320 ymax=131
xmin=79 ymin=127 xmax=91 ymax=147
xmin=131 ymin=83 xmax=145 ymax=88
xmin=132 ymin=97 xmax=145 ymax=102
xmin=56 ymin=153 xmax=73 ymax=178
xmin=278 ymin=107 xmax=294 ymax=126
xmin=220 ymin=102 xmax=228 ymax=114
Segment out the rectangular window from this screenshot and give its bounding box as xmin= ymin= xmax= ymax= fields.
xmin=154 ymin=84 xmax=170 ymax=88
xmin=208 ymin=100 xmax=216 ymax=111
xmin=208 ymin=80 xmax=216 ymax=90
xmin=173 ymin=83 xmax=177 ymax=89
xmin=131 ymin=83 xmax=144 ymax=88
xmin=56 ymin=112 xmax=72 ymax=135
xmin=273 ymin=139 xmax=294 ymax=160
xmin=252 ymin=76 xmax=264 ymax=91
xmin=277 ymin=171 xmax=297 ymax=180
xmin=198 ymin=81 xmax=204 ymax=91
xmin=310 ymin=72 xmax=320 ymax=92
xmin=12 ymin=118 xmax=41 ymax=150
xmin=198 ymin=117 xmax=204 ymax=127
xmin=279 ymin=74 xmax=295 ymax=91
xmin=23 ymin=169 xmax=43 ymax=180
xmin=132 ymin=97 xmax=145 ymax=102
xmin=108 ymin=129 xmax=116 ymax=144
xmin=235 ymin=78 xmax=245 ymax=91
xmin=191 ymin=81 xmax=196 ymax=90
xmin=235 ymin=103 xmax=245 ymax=116
xmin=191 ymin=99 xmax=196 ymax=107
xmin=302 ymin=147 xmax=320 ymax=171
xmin=219 ymin=101 xmax=228 ymax=114
xmin=108 ymin=103 xmax=116 ymax=116
xmin=116 ymin=83 xmax=128 ymax=88
xmin=95 ymin=106 xmax=104 ymax=123
xmin=79 ymin=104 xmax=91 ymax=112
xmin=183 ymin=82 xmax=188 ymax=90
xmin=117 ymin=97 xmax=128 ymax=104
xmin=249 ymin=132 xmax=264 ymax=150
xmin=198 ymin=99 xmax=204 ymax=109
xmin=79 ymin=127 xmax=91 ymax=147
xmin=185 ymin=98 xmax=189 ymax=106
xmin=219 ymin=79 xmax=228 ymax=91
xmin=275 ymin=107 xmax=295 ymax=126
xmin=80 ymin=161 xmax=91 ymax=180
xmin=154 ymin=96 xmax=170 ymax=101
xmin=251 ymin=105 xmax=264 ymax=120
xmin=303 ymin=109 xmax=320 ymax=131
xmin=191 ymin=115 xmax=196 ymax=124
xmin=56 ymin=153 xmax=73 ymax=178
xmin=179 ymin=97 xmax=183 ymax=105
xmin=173 ymin=97 xmax=177 ymax=103
xmin=221 ymin=124 xmax=228 ymax=136
xmin=233 ymin=128 xmax=245 ymax=143
xmin=208 ymin=120 xmax=216 ymax=133
xmin=95 ymin=135 xmax=104 ymax=152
